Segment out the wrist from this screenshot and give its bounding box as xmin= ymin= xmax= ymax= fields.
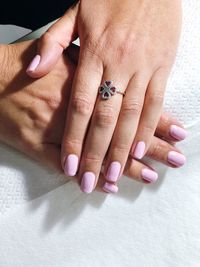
xmin=0 ymin=40 xmax=38 ymax=144
xmin=0 ymin=44 xmax=16 ymax=94
xmin=0 ymin=44 xmax=7 ymax=94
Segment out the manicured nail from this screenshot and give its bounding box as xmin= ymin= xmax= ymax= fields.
xmin=133 ymin=141 xmax=146 ymax=159
xmin=81 ymin=172 xmax=96 ymax=193
xmin=141 ymin=169 xmax=158 ymax=183
xmin=167 ymin=151 xmax=186 ymax=167
xmin=170 ymin=125 xmax=187 ymax=141
xmin=64 ymin=154 xmax=78 ymax=176
xmin=106 ymin=161 xmax=121 ymax=182
xmin=26 ymin=55 xmax=41 ymax=73
xmin=103 ymin=182 xmax=119 ymax=194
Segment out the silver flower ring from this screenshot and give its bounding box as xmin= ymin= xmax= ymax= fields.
xmin=99 ymin=80 xmax=125 ymax=100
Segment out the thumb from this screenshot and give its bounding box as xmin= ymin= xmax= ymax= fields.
xmin=26 ymin=3 xmax=78 ymax=78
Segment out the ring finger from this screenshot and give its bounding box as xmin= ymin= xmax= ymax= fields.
xmin=103 ymin=72 xmax=151 ymax=184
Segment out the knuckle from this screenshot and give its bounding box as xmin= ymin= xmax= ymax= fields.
xmin=84 ymin=36 xmax=99 ymax=54
xmin=83 ymin=36 xmax=104 ymax=64
xmin=45 ymin=97 xmax=61 ymax=110
xmin=40 ymin=31 xmax=52 ymax=45
xmin=147 ymin=141 xmax=164 ymax=159
xmin=109 ymin=40 xmax=135 ymax=64
xmin=94 ymin=105 xmax=116 ymax=127
xmin=84 ymin=29 xmax=136 ymax=64
xmin=142 ymin=124 xmax=156 ymax=135
xmin=84 ymin=153 xmax=101 ymax=164
xmin=30 ymin=91 xmax=61 ymax=111
xmin=62 ymin=138 xmax=82 ymax=151
xmin=121 ymin=98 xmax=142 ymax=116
xmin=116 ymin=43 xmax=130 ymax=60
xmin=40 ymin=30 xmax=65 ymax=49
xmin=148 ymin=92 xmax=164 ymax=106
xmin=161 ymin=48 xmax=175 ymax=63
xmin=112 ymin=143 xmax=130 ymax=154
xmin=71 ymin=95 xmax=93 ymax=116
xmin=116 ymin=38 xmax=135 ymax=58
xmin=160 ymin=113 xmax=170 ymax=128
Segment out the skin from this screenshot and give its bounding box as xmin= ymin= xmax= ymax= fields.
xmin=27 ymin=0 xmax=182 ymax=192
xmin=0 ymin=40 xmax=185 ymax=192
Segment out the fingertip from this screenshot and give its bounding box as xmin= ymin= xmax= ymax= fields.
xmin=26 ymin=54 xmax=41 ymax=77
xmin=27 ymin=39 xmax=65 ymax=78
xmin=26 ymin=54 xmax=50 ymax=78
xmin=141 ymin=168 xmax=158 ymax=183
xmin=169 ymin=125 xmax=188 ymax=141
xmin=167 ymin=151 xmax=186 ymax=167
xmin=102 ymin=182 xmax=119 ymax=194
xmin=156 ymin=113 xmax=187 ymax=143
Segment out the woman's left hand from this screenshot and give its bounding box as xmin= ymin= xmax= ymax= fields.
xmin=27 ymin=0 xmax=182 ymax=192
xmin=1 ymin=40 xmax=186 ymax=194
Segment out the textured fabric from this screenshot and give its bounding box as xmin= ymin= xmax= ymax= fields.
xmin=0 ymin=0 xmax=200 ymax=266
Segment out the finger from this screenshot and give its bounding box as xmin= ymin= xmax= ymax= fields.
xmin=78 ymin=71 xmax=129 ymax=193
xmin=155 ymin=113 xmax=187 ymax=142
xmin=145 ymin=135 xmax=186 ymax=168
xmin=88 ymin=160 xmax=154 ymax=193
xmin=61 ymin=51 xmax=103 ymax=177
xmin=101 ymin=159 xmax=158 ymax=194
xmin=101 ymin=134 xmax=187 ymax=193
xmin=123 ymin=158 xmax=158 ymax=184
xmin=87 ymin=159 xmax=155 ymax=193
xmin=26 ymin=3 xmax=79 ymax=78
xmin=103 ymin=73 xmax=150 ymax=184
xmin=131 ymin=68 xmax=167 ymax=160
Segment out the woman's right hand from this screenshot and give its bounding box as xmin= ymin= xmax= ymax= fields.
xmin=0 ymin=40 xmax=186 ymax=193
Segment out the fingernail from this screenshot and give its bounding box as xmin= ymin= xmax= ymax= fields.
xmin=141 ymin=169 xmax=158 ymax=183
xmin=81 ymin=172 xmax=95 ymax=193
xmin=106 ymin=161 xmax=121 ymax=182
xmin=167 ymin=151 xmax=186 ymax=167
xmin=26 ymin=55 xmax=41 ymax=73
xmin=170 ymin=125 xmax=187 ymax=141
xmin=103 ymin=182 xmax=119 ymax=194
xmin=133 ymin=141 xmax=146 ymax=159
xmin=64 ymin=154 xmax=78 ymax=176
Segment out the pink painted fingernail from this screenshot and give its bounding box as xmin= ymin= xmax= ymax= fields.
xmin=141 ymin=169 xmax=158 ymax=183
xmin=64 ymin=154 xmax=78 ymax=176
xmin=167 ymin=151 xmax=186 ymax=167
xmin=26 ymin=55 xmax=41 ymax=73
xmin=81 ymin=172 xmax=95 ymax=193
xmin=103 ymin=182 xmax=119 ymax=194
xmin=170 ymin=125 xmax=187 ymax=141
xmin=133 ymin=141 xmax=146 ymax=159
xmin=106 ymin=161 xmax=121 ymax=182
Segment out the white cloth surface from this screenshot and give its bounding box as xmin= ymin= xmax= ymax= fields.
xmin=0 ymin=0 xmax=200 ymax=266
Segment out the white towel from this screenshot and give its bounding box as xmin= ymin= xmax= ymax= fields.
xmin=0 ymin=0 xmax=200 ymax=266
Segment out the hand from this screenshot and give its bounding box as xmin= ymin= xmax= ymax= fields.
xmin=0 ymin=40 xmax=76 ymax=170
xmin=0 ymin=40 xmax=186 ymax=194
xmin=26 ymin=0 xmax=182 ymax=192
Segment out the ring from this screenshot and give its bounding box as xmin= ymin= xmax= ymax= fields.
xmin=99 ymin=80 xmax=125 ymax=100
